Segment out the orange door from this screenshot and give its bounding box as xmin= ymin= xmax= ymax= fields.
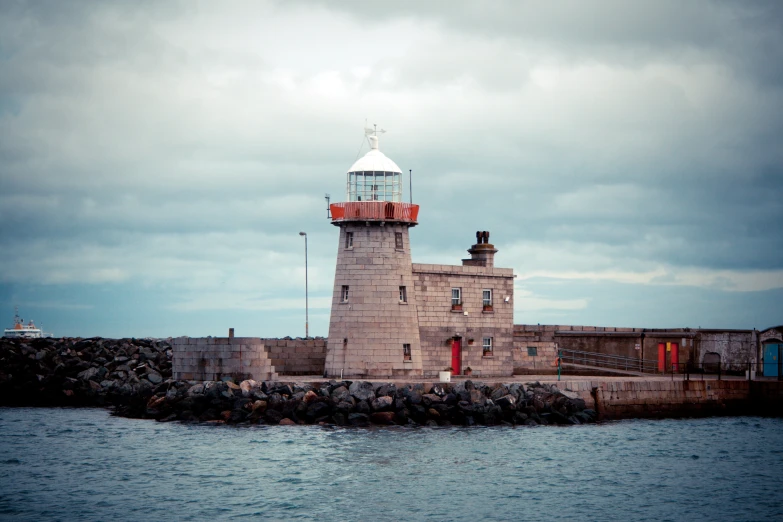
xmin=451 ymin=339 xmax=462 ymax=375
xmin=658 ymin=343 xmax=666 ymax=372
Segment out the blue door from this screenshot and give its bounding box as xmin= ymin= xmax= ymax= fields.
xmin=764 ymin=344 xmax=780 ymax=377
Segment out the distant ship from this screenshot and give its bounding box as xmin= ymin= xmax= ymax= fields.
xmin=3 ymin=306 xmax=53 ymax=339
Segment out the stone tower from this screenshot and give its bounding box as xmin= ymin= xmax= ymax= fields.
xmin=325 ymin=134 xmax=423 ymax=378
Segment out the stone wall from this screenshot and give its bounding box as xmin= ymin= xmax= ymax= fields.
xmin=511 ymin=325 xmax=761 ymax=373
xmin=413 ymin=263 xmax=514 ymax=378
xmin=696 ymin=330 xmax=757 ymax=371
xmin=264 ymin=337 xmax=326 ymax=375
xmin=171 ymin=337 xmax=278 ymax=382
xmin=326 ymin=222 xmax=423 ymax=378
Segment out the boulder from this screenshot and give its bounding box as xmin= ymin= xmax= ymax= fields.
xmin=331 ymin=386 xmax=350 ymax=402
xmin=279 ymin=418 xmax=296 ymax=426
xmin=371 ymin=396 xmax=394 ymax=411
xmin=370 ymin=411 xmax=395 ymax=425
xmin=348 ymin=413 xmax=370 ymax=426
xmin=349 ymin=381 xmax=375 ymax=401
xmin=76 ymin=367 xmax=106 ymax=382
xmin=146 ymin=371 xmax=163 ymax=384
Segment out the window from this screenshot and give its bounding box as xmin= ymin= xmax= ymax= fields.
xmin=345 ymin=231 xmax=353 ymax=249
xmin=451 ymin=288 xmax=461 ymax=308
xmin=527 ymin=346 xmax=538 ymax=356
xmin=483 ymin=337 xmax=493 ymax=356
xmin=395 ymin=232 xmax=403 ymax=249
xmin=483 ymin=289 xmax=492 ymax=306
xmin=403 ymin=343 xmax=411 ymax=361
xmin=481 ymin=289 xmax=492 ymax=312
xmin=341 ymin=285 xmax=349 ymax=302
xmin=399 ymin=286 xmax=407 ymax=303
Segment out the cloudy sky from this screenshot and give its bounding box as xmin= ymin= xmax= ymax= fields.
xmin=1 ymin=0 xmax=782 ymax=338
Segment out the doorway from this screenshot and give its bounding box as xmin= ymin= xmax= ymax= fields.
xmin=451 ymin=338 xmax=462 ymax=375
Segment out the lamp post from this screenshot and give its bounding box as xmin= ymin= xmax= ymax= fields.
xmin=299 ymin=232 xmax=309 ymax=338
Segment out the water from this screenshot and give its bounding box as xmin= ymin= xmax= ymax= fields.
xmin=1 ymin=408 xmax=781 ymax=521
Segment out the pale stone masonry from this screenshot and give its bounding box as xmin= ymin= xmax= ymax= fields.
xmin=413 ymin=262 xmax=515 ymax=378
xmin=172 ymin=337 xmax=278 ymax=382
xmin=325 ymin=222 xmax=424 ymax=378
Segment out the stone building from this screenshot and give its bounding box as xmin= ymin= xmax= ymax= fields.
xmin=324 ymin=135 xmax=515 ymax=378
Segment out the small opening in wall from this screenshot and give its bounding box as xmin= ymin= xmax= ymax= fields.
xmin=395 ymin=232 xmax=403 ymax=249
xmin=399 ymin=286 xmax=407 ymax=303
xmin=403 ymin=343 xmax=411 ymax=361
xmin=527 ymin=346 xmax=538 ymax=356
xmin=483 ymin=337 xmax=493 ymax=357
xmin=341 ymin=285 xmax=349 ymax=302
xmin=345 ymin=231 xmax=353 ymax=249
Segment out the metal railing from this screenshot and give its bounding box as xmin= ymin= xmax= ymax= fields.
xmin=330 ymin=202 xmax=420 ymax=223
xmin=684 ymin=360 xmax=781 ymax=382
xmin=559 ymin=349 xmax=659 ymax=374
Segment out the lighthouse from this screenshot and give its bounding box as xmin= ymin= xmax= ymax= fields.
xmin=325 ymin=133 xmax=423 ymax=378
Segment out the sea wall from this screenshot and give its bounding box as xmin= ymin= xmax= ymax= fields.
xmin=2 ymin=337 xmax=782 ymax=426
xmin=559 ymin=379 xmax=783 ymax=420
xmin=171 ymin=337 xmax=327 ymax=380
xmin=263 ymin=337 xmax=326 ymax=375
xmin=171 ymin=337 xmax=278 ymax=382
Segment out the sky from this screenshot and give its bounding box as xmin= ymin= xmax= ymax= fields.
xmin=1 ymin=0 xmax=782 ymax=338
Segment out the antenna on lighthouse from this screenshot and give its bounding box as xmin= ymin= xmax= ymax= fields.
xmin=325 ymin=193 xmax=331 ymax=219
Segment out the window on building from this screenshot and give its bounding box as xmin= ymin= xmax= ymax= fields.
xmin=452 ymin=288 xmax=462 ymax=308
xmin=527 ymin=346 xmax=538 ymax=356
xmin=403 ymin=343 xmax=411 ymax=361
xmin=483 ymin=289 xmax=493 ymax=308
xmin=395 ymin=232 xmax=403 ymax=250
xmin=399 ymin=286 xmax=407 ymax=303
xmin=483 ymin=337 xmax=493 ymax=356
xmin=341 ymin=285 xmax=349 ymax=302
xmin=345 ymin=231 xmax=353 ymax=249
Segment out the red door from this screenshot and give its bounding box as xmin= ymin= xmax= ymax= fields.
xmin=451 ymin=339 xmax=462 ymax=375
xmin=658 ymin=343 xmax=666 ymax=372
xmin=671 ymin=342 xmax=679 ymax=372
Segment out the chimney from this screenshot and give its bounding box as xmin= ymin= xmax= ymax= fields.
xmin=228 ymin=328 xmax=235 ymax=339
xmin=462 ymin=231 xmax=498 ymax=267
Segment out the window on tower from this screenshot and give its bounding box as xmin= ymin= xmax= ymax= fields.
xmin=341 ymin=286 xmax=349 ymax=302
xmin=345 ymin=232 xmax=353 ymax=249
xmin=403 ymin=343 xmax=411 ymax=361
xmin=395 ymin=232 xmax=403 ymax=250
xmin=399 ymin=286 xmax=407 ymax=303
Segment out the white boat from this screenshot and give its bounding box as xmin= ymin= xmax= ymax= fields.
xmin=3 ymin=306 xmax=53 ymax=339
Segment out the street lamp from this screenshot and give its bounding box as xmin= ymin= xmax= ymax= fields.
xmin=299 ymin=232 xmax=308 ymax=338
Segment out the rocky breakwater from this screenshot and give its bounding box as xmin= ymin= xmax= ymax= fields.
xmin=136 ymin=379 xmax=597 ymax=427
xmin=0 ymin=337 xmax=172 ymax=407
xmin=1 ymin=337 xmax=595 ymax=426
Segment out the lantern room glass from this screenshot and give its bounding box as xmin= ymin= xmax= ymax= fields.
xmin=347 ymin=171 xmax=402 ymax=202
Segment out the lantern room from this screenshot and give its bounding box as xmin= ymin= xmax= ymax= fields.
xmin=346 ymin=135 xmax=402 ymax=202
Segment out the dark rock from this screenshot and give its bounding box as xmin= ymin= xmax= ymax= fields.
xmin=265 ymin=409 xmax=284 ymax=424
xmin=348 ymin=413 xmax=370 ymax=426
xmin=375 ymin=383 xmax=396 ymax=398
xmin=371 ymin=396 xmax=394 ymax=411
xmin=355 ymin=400 xmax=371 ymax=415
xmin=349 ymin=381 xmax=375 ymax=401
xmin=496 ymin=394 xmax=516 ymax=410
xmin=331 ymin=386 xmax=350 ymax=402
xmin=370 ymin=411 xmax=396 ymax=425
xmin=306 ymin=401 xmax=331 ymax=420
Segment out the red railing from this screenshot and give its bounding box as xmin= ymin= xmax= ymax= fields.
xmin=330 ymin=202 xmax=419 ymax=223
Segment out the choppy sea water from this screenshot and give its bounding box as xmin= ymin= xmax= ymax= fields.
xmin=0 ymin=408 xmax=782 ymax=521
